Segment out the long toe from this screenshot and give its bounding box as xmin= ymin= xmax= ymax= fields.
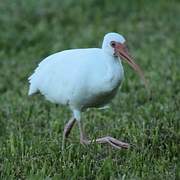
xmin=96 ymin=136 xmax=130 ymax=149
xmin=107 ymin=136 xmax=130 ymax=149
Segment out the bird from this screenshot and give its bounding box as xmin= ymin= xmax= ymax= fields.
xmin=28 ymin=32 xmax=146 ymax=149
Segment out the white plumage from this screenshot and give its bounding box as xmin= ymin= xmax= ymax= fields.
xmin=28 ymin=32 xmax=144 ymax=149
xmin=28 ymin=48 xmax=124 ymax=109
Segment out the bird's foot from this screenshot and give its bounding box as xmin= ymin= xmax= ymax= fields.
xmin=95 ymin=136 xmax=130 ymax=149
xmin=80 ymin=136 xmax=130 ymax=149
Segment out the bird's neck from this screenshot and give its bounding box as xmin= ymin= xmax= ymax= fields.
xmin=104 ymin=54 xmax=123 ymax=77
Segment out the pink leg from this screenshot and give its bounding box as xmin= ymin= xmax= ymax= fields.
xmin=62 ymin=118 xmax=76 ymax=150
xmin=77 ymin=120 xmax=90 ymax=145
xmin=63 ymin=118 xmax=76 ymax=138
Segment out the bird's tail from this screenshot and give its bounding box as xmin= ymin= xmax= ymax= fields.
xmin=28 ymin=84 xmax=38 ymax=96
xmin=28 ymin=75 xmax=38 ymax=96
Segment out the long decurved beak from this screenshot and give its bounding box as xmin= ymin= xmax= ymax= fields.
xmin=114 ymin=42 xmax=148 ymax=89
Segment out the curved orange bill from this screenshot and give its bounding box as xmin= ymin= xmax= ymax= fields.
xmin=115 ymin=42 xmax=148 ymax=89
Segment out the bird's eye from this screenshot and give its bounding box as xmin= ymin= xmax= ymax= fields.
xmin=110 ymin=41 xmax=116 ymax=47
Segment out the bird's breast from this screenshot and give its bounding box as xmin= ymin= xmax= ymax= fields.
xmin=81 ymin=57 xmax=124 ymax=109
xmin=100 ymin=58 xmax=124 ymax=93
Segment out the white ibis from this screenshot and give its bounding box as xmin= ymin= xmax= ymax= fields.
xmin=28 ymin=32 xmax=146 ymax=149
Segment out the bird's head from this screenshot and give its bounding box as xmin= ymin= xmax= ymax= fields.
xmin=102 ymin=32 xmax=148 ymax=88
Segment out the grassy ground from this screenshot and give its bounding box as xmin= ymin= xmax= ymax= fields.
xmin=0 ymin=0 xmax=179 ymax=179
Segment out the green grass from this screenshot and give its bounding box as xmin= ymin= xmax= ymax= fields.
xmin=0 ymin=0 xmax=179 ymax=179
